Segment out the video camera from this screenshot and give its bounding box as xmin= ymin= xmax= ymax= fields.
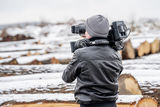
xmin=71 ymin=21 xmax=130 ymax=52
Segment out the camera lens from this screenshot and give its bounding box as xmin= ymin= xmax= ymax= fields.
xmin=71 ymin=23 xmax=86 ymax=35
xmin=71 ymin=26 xmax=76 ymax=33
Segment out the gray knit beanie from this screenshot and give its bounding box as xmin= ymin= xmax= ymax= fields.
xmin=85 ymin=15 xmax=109 ymax=38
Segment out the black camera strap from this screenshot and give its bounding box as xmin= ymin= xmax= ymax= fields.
xmin=89 ymin=39 xmax=110 ymax=46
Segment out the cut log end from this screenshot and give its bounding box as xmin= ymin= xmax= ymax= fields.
xmin=136 ymin=97 xmax=158 ymax=107
xmin=136 ymin=44 xmax=144 ymax=57
xmin=118 ymin=74 xmax=142 ymax=95
xmin=151 ymin=39 xmax=160 ymax=54
xmin=122 ymin=40 xmax=135 ymax=59
xmin=142 ymin=41 xmax=151 ymax=55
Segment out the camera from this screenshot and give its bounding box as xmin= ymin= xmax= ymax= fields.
xmin=71 ymin=21 xmax=130 ymax=52
xmin=71 ymin=23 xmax=86 ymax=35
xmin=108 ymin=21 xmax=129 ymax=41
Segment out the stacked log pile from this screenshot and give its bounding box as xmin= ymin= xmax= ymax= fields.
xmin=0 ymin=30 xmax=160 ymax=64
xmin=122 ymin=37 xmax=160 ymax=59
xmin=0 ymin=64 xmax=159 ymax=106
xmin=0 ymin=55 xmax=71 ymax=65
xmin=0 ymin=94 xmax=158 ymax=107
xmin=1 ymin=37 xmax=160 ymax=65
xmin=0 ymin=29 xmax=34 ymax=42
xmin=0 ymin=40 xmax=72 ymax=65
xmin=0 ymin=70 xmax=158 ymax=106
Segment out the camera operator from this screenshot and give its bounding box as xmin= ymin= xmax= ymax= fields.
xmin=62 ymin=15 xmax=123 ymax=107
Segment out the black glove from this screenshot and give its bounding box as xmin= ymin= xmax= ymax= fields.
xmin=111 ymin=40 xmax=124 ymax=51
xmin=74 ymin=39 xmax=90 ymax=49
xmin=70 ymin=39 xmax=90 ymax=53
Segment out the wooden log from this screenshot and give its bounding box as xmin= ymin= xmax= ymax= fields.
xmin=0 ymin=94 xmax=157 ymax=107
xmin=151 ymin=39 xmax=160 ymax=54
xmin=42 ymin=57 xmax=60 ymax=64
xmin=0 ymin=72 xmax=75 ymax=94
xmin=1 ymin=58 xmax=18 ymax=65
xmin=59 ymin=58 xmax=71 ymax=64
xmin=136 ymin=45 xmax=143 ymax=57
xmin=131 ymin=39 xmax=144 ymax=57
xmin=30 ymin=59 xmax=42 ymax=65
xmin=0 ymin=55 xmax=66 ymax=65
xmin=9 ymin=103 xmax=79 ymax=107
xmin=142 ymin=40 xmax=151 ymax=55
xmin=0 ymin=70 xmax=159 ymax=106
xmin=50 ymin=57 xmax=60 ymax=64
xmin=130 ymin=37 xmax=155 ymax=57
xmin=27 ymin=51 xmax=32 ymax=56
xmin=122 ymin=39 xmax=135 ymax=59
xmin=29 ymin=57 xmax=60 ymax=65
xmin=1 ymin=35 xmax=34 ymax=42
xmin=118 ymin=74 xmax=142 ymax=95
xmin=117 ymin=96 xmax=158 ymax=107
xmin=119 ymin=72 xmax=160 ymax=104
xmin=0 ymin=64 xmax=67 ymax=76
xmin=123 ymin=60 xmax=160 ymax=70
xmin=0 ymin=29 xmax=7 ymax=38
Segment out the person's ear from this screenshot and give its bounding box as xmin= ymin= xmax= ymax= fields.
xmin=85 ymin=32 xmax=92 ymax=39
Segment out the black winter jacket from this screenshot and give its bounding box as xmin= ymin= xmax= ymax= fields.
xmin=62 ymin=39 xmax=123 ymax=104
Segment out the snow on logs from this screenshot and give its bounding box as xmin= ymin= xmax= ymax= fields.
xmin=0 ymin=29 xmax=34 ymax=42
xmin=0 ymin=57 xmax=60 ymax=65
xmin=0 ymin=37 xmax=159 ymax=63
xmin=0 ymin=65 xmax=67 ymax=76
xmin=0 ymin=53 xmax=72 ymax=65
xmin=0 ymin=94 xmax=158 ymax=107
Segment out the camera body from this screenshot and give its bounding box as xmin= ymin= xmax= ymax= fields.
xmin=71 ymin=21 xmax=130 ymax=52
xmin=108 ymin=21 xmax=128 ymax=41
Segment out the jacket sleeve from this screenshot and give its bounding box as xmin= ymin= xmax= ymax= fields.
xmin=62 ymin=51 xmax=82 ymax=83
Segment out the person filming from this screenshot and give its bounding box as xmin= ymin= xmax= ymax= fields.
xmin=62 ymin=15 xmax=129 ymax=107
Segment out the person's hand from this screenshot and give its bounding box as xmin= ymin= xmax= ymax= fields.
xmin=74 ymin=39 xmax=90 ymax=50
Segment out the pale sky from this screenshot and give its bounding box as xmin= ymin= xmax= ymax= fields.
xmin=0 ymin=0 xmax=160 ymax=24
